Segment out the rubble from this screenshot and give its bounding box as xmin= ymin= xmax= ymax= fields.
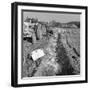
xmin=22 ymin=17 xmax=80 ymax=77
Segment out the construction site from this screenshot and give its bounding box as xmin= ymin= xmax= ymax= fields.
xmin=22 ymin=17 xmax=80 ymax=78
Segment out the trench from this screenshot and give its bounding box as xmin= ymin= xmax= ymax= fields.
xmin=56 ymin=33 xmax=74 ymax=75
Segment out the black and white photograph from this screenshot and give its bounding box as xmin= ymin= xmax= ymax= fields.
xmin=11 ymin=2 xmax=88 ymax=87
xmin=22 ymin=11 xmax=80 ymax=78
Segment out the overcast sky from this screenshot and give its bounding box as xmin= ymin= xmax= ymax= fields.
xmin=23 ymin=11 xmax=80 ymax=23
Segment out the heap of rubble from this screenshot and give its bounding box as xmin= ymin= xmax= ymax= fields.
xmin=22 ymin=17 xmax=80 ymax=77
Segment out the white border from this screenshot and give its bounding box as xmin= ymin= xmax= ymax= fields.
xmin=18 ymin=5 xmax=86 ymax=84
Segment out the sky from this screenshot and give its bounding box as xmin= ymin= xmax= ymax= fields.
xmin=23 ymin=11 xmax=80 ymax=23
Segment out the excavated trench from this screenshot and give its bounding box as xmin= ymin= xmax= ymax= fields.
xmin=22 ymin=28 xmax=80 ymax=77
xmin=56 ymin=33 xmax=74 ymax=75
